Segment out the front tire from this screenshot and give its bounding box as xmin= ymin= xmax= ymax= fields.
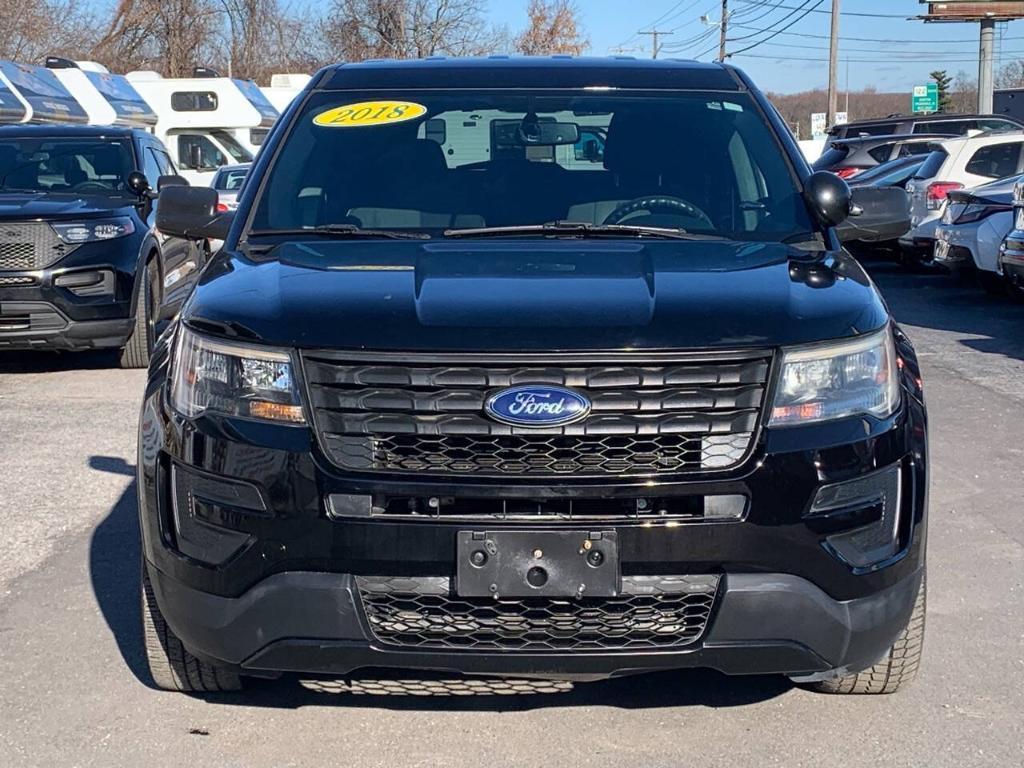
xmin=804 ymin=574 xmax=925 ymax=695
xmin=141 ymin=562 xmax=242 ymax=692
xmin=977 ymin=270 xmax=1007 ymax=297
xmin=119 ymin=259 xmax=158 ymax=369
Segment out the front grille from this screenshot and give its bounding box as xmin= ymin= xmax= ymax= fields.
xmin=0 ymin=275 xmax=38 ymax=287
xmin=302 ymin=352 xmax=771 ymax=478
xmin=357 ymin=575 xmax=720 ymax=651
xmin=0 ymin=223 xmax=74 ymax=270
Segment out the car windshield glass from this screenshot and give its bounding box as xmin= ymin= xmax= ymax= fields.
xmin=210 ymin=129 xmax=254 ymax=163
xmin=250 ymin=90 xmax=814 ymax=242
xmin=849 ymin=157 xmax=917 ymax=184
xmin=0 ymin=137 xmax=134 ymax=195
xmin=215 ymin=168 xmax=248 ymax=191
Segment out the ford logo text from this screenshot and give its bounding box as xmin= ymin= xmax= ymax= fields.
xmin=484 ymin=385 xmax=591 ymax=428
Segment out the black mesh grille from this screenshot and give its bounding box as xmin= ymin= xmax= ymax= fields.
xmin=302 ymin=353 xmax=770 ymax=478
xmin=357 ymin=575 xmax=720 ymax=651
xmin=0 ymin=223 xmax=73 ymax=270
xmin=0 ymin=275 xmax=37 ymax=287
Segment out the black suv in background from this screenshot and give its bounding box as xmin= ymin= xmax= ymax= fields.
xmin=142 ymin=57 xmax=928 ymax=696
xmin=0 ymin=125 xmax=194 ymax=367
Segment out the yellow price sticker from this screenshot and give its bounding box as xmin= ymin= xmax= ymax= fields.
xmin=313 ymin=100 xmax=427 ymax=128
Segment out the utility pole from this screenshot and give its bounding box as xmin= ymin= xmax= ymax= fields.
xmin=978 ymin=18 xmax=996 ymax=113
xmin=638 ymin=29 xmax=673 ymax=59
xmin=826 ymin=0 xmax=840 ymax=126
xmin=718 ymin=0 xmax=729 ymax=61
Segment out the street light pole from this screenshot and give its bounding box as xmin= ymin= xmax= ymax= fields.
xmin=826 ymin=0 xmax=840 ymax=126
xmin=978 ymin=17 xmax=996 ymax=113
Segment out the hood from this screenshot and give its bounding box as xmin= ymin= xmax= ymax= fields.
xmin=185 ymin=239 xmax=889 ymax=352
xmin=0 ymin=191 xmax=135 ymax=219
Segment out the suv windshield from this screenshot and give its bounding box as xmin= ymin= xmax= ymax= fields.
xmin=210 ymin=129 xmax=253 ymax=163
xmin=0 ymin=137 xmax=134 ymax=195
xmin=251 ymin=90 xmax=813 ymax=241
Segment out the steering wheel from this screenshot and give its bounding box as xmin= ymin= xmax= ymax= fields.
xmin=602 ymin=195 xmax=713 ymax=228
xmin=72 ymin=181 xmax=111 ymax=192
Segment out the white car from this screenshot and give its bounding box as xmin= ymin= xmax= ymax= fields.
xmin=902 ymin=132 xmax=1024 ymax=260
xmin=933 ymin=175 xmax=1017 ymax=293
xmin=210 ymin=163 xmax=251 ymax=211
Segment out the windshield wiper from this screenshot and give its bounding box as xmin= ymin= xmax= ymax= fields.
xmin=247 ymin=224 xmax=430 ymax=240
xmin=443 ymin=221 xmax=721 ymax=240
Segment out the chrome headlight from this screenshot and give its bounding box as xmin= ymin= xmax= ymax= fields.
xmin=769 ymin=328 xmax=899 ymax=426
xmin=169 ymin=327 xmax=305 ymax=423
xmin=51 ymin=217 xmax=136 ymax=244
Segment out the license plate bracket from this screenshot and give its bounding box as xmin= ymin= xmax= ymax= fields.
xmin=456 ymin=530 xmax=620 ymax=598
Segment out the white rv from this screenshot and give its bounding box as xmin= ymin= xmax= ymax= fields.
xmin=0 ymin=61 xmax=89 ymax=124
xmin=126 ymin=71 xmax=277 ymax=185
xmin=246 ymin=73 xmax=312 ymax=150
xmin=45 ymin=58 xmax=157 ymax=131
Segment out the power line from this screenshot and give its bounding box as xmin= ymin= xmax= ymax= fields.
xmin=638 ymin=29 xmax=676 ymax=58
xmin=728 ymin=22 xmax=1024 ymax=45
xmin=728 ymin=0 xmax=825 ymax=57
xmin=732 ymin=0 xmax=906 ymax=18
xmin=731 ymin=51 xmax=1024 ymax=63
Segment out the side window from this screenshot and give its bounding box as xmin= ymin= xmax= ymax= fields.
xmin=915 ymin=120 xmax=976 ymax=135
xmin=867 ymin=144 xmax=893 ymax=163
xmin=977 ymin=118 xmax=1019 ymax=134
xmin=141 ymin=145 xmax=161 ymax=183
xmin=965 ymin=142 xmax=1023 ymax=179
xmin=900 ymin=142 xmax=934 ymax=157
xmin=171 ymin=91 xmax=218 ymax=111
xmin=152 ymin=148 xmax=175 ymax=175
xmin=177 ymin=135 xmax=225 ymax=170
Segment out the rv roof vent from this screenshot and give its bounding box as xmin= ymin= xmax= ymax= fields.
xmin=193 ymin=66 xmax=220 ymax=78
xmin=44 ymin=56 xmax=78 ymax=69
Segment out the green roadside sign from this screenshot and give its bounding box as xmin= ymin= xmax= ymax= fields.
xmin=912 ymin=83 xmax=939 ymax=114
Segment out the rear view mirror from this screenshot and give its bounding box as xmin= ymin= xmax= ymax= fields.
xmin=517 ymin=120 xmax=580 ymax=146
xmin=803 ymin=170 xmax=853 ymax=228
xmin=156 ymin=186 xmax=233 ymax=240
xmin=127 ymin=171 xmax=150 ymax=197
xmin=157 ymin=174 xmax=189 ymax=192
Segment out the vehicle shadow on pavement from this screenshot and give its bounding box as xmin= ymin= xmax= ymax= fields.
xmin=208 ymin=670 xmax=793 ymax=711
xmin=87 ymin=456 xmax=155 ymax=688
xmin=865 ymin=262 xmax=1024 ymax=361
xmin=87 ymin=454 xmax=793 ymax=709
xmin=0 ymin=349 xmax=120 ymax=373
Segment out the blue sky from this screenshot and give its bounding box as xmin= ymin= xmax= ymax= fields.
xmin=489 ymin=0 xmax=1022 ymax=93
xmin=83 ymin=0 xmax=1020 ymax=94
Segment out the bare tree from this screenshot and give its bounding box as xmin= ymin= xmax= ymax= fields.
xmin=0 ymin=0 xmax=98 ymax=62
xmin=93 ymin=0 xmax=221 ymax=76
xmin=514 ymin=0 xmax=587 ymax=56
xmin=321 ymin=0 xmax=506 ymax=62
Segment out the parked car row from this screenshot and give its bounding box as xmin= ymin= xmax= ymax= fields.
xmin=815 ymin=120 xmax=1024 ymax=299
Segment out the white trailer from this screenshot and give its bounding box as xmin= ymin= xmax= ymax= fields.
xmin=126 ymin=71 xmax=277 ymax=185
xmin=45 ymin=59 xmax=157 ymax=130
xmin=0 ymin=61 xmax=88 ymax=124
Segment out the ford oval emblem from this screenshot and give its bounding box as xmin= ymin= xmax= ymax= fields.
xmin=485 ymin=385 xmax=591 ymax=428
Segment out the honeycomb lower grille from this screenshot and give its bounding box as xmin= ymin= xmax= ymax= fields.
xmin=357 ymin=575 xmax=720 ymax=651
xmin=0 ymin=223 xmax=74 ymax=270
xmin=302 ymin=352 xmax=770 ymax=478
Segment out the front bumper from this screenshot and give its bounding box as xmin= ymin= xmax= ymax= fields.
xmin=0 ymin=238 xmax=140 ymax=350
xmin=148 ymin=561 xmax=923 ymax=680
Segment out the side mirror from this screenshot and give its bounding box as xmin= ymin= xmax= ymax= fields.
xmin=803 ymin=170 xmax=853 ymax=228
xmin=188 ymin=144 xmax=203 ymax=171
xmin=157 ymin=174 xmax=189 ymax=192
xmin=127 ymin=171 xmax=151 ymax=197
xmin=156 ymin=186 xmax=233 ymax=240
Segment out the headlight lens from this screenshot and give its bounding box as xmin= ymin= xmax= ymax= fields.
xmin=769 ymin=328 xmax=899 ymax=426
xmin=169 ymin=327 xmax=305 ymax=423
xmin=51 ymin=217 xmax=136 ymax=244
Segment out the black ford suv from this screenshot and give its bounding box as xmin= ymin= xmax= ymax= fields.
xmin=141 ymin=57 xmax=928 ymax=695
xmin=0 ymin=125 xmax=189 ymax=367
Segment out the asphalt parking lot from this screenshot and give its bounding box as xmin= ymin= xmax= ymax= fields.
xmin=1 ymin=261 xmax=1022 ymax=768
